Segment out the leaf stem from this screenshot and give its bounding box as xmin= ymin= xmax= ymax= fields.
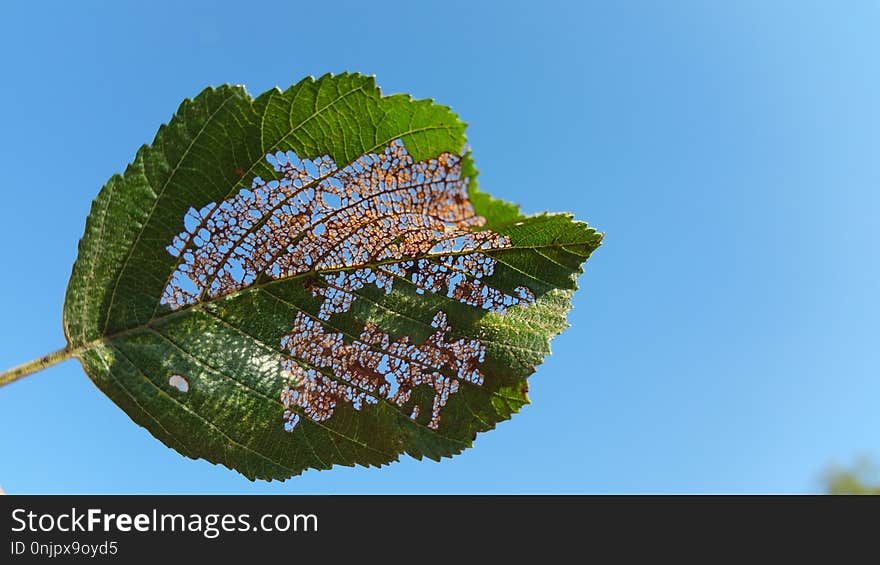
xmin=0 ymin=347 xmax=75 ymax=388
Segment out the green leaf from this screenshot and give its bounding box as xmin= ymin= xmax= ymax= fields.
xmin=58 ymin=73 xmax=602 ymax=480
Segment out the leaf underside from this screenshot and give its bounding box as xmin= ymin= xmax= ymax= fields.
xmin=63 ymin=73 xmax=602 ymax=480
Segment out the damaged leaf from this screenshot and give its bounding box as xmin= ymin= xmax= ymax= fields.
xmin=28 ymin=73 xmax=602 ymax=480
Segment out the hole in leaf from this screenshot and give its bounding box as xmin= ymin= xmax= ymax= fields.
xmin=168 ymin=374 xmax=189 ymax=393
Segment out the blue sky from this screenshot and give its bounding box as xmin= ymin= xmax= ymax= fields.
xmin=1 ymin=1 xmax=878 ymax=493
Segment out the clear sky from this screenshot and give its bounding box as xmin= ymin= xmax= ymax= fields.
xmin=1 ymin=1 xmax=878 ymax=494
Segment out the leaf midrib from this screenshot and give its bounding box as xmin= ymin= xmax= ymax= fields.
xmin=73 ymin=236 xmax=594 ymax=355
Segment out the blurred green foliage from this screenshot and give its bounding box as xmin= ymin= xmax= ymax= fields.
xmin=825 ymin=457 xmax=880 ymax=495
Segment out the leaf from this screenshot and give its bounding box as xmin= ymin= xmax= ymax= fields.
xmin=60 ymin=73 xmax=602 ymax=480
